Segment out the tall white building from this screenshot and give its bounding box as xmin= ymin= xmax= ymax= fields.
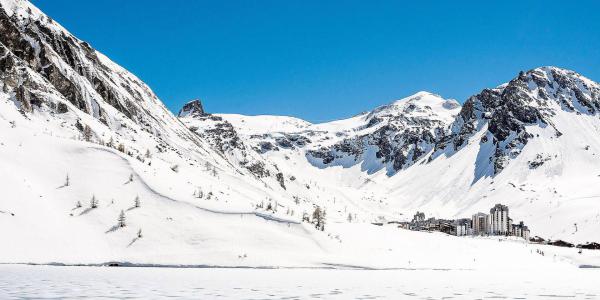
xmin=472 ymin=213 xmax=488 ymax=235
xmin=489 ymin=204 xmax=510 ymax=235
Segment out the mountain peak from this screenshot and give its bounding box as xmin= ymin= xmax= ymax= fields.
xmin=396 ymin=91 xmax=440 ymax=102
xmin=178 ymin=99 xmax=205 ymax=117
xmin=531 ymin=66 xmax=573 ymax=73
xmin=524 ymin=66 xmax=595 ymax=84
xmin=408 ymin=90 xmax=437 ymax=98
xmin=391 ymin=91 xmax=458 ymax=107
xmin=373 ymin=91 xmax=461 ymax=118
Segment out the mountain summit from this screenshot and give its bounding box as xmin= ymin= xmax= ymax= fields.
xmin=178 ymin=99 xmax=206 ymax=117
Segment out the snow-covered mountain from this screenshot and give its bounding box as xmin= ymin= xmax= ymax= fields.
xmin=434 ymin=66 xmax=600 ymax=177
xmin=305 ymin=92 xmax=461 ymax=175
xmin=378 ymin=67 xmax=600 ymax=243
xmin=198 ymin=92 xmax=460 ymax=178
xmin=0 ymin=0 xmax=214 ymax=158
xmin=191 ymin=68 xmax=600 ymax=245
xmin=1 ymin=0 xmax=599 ymax=269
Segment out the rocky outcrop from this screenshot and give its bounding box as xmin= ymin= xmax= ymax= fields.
xmin=180 ymin=105 xmax=288 ymax=183
xmin=178 ymin=99 xmax=205 ymax=117
xmin=306 ymin=92 xmax=461 ymax=174
xmin=434 ymin=67 xmax=600 ymax=175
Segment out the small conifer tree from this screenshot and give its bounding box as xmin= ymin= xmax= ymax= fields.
xmin=90 ymin=195 xmax=98 ymax=208
xmin=118 ymin=210 xmax=126 ymax=227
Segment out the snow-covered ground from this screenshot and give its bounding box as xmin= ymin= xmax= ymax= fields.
xmin=1 ymin=264 xmax=599 ymax=300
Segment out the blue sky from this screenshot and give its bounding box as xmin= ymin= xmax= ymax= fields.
xmin=31 ymin=0 xmax=600 ymax=122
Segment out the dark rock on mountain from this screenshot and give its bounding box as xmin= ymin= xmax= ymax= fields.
xmin=255 ymin=141 xmax=279 ymax=154
xmin=275 ymin=134 xmax=311 ymax=149
xmin=178 ymin=99 xmax=205 ymax=117
xmin=180 ymin=104 xmax=286 ymax=180
xmin=306 ymin=92 xmax=460 ymax=174
xmin=435 ymin=67 xmax=600 ymax=176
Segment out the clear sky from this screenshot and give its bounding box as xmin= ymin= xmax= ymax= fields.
xmin=31 ymin=0 xmax=600 ymax=123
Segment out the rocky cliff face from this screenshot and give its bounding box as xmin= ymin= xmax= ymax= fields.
xmin=434 ymin=67 xmax=600 ymax=175
xmin=305 ymin=92 xmax=461 ymax=174
xmin=0 ymin=0 xmax=205 ymax=158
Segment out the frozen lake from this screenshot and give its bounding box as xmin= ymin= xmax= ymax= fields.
xmin=1 ymin=264 xmax=599 ymax=299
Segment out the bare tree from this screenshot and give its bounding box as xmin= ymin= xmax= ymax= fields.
xmin=65 ymin=173 xmax=70 ymax=187
xmin=137 ymin=228 xmax=143 ymax=238
xmin=144 ymin=149 xmax=152 ymax=159
xmin=134 ymin=195 xmax=140 ymax=208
